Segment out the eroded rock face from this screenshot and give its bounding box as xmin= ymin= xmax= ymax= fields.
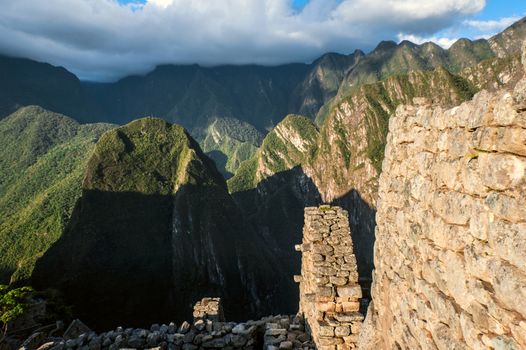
xmin=359 ymin=48 xmax=526 ymax=349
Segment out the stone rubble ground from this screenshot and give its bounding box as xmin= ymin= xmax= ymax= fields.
xmin=22 ymin=314 xmax=315 ymax=350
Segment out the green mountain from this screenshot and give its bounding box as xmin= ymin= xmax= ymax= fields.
xmin=335 ymin=38 xmax=492 ymax=97
xmin=1 ymin=17 xmax=524 ymax=177
xmin=0 ymin=16 xmax=525 ymax=330
xmin=0 ymin=106 xmax=114 ymax=284
xmin=314 ymin=20 xmax=526 ymax=124
xmin=228 ymin=51 xmax=523 ymax=284
xmin=0 ymin=56 xmax=89 ymax=121
xmin=195 ymin=117 xmax=264 ymax=178
xmin=31 ymin=117 xmax=290 ymax=329
xmin=489 ymin=17 xmax=526 ymax=58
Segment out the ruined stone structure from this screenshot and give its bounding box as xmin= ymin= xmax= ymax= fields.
xmin=192 ymin=298 xmax=225 ymax=322
xmin=296 ymin=206 xmax=364 ymax=350
xmin=359 ymin=64 xmax=526 ymax=348
xmin=24 ymin=314 xmax=316 ymax=350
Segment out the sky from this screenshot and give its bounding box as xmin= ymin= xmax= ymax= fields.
xmin=0 ymin=0 xmax=524 ymax=81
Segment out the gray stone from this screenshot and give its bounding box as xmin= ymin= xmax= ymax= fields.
xmin=279 ymin=340 xmax=293 ymax=349
xmin=64 ymin=320 xmax=92 ymax=340
xmin=127 ymin=335 xmax=144 ymax=348
xmin=194 ymin=319 xmax=206 ymax=331
xmin=36 ymin=342 xmax=56 ymax=350
xmin=178 ymin=321 xmax=191 ymax=334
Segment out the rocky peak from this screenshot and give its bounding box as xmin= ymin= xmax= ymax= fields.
xmin=31 ymin=117 xmax=283 ymax=330
xmin=372 ymin=40 xmax=398 ymax=53
xmin=489 ymin=17 xmax=526 ymax=57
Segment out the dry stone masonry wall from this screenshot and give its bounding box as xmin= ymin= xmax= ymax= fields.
xmin=23 ymin=299 xmax=316 ymax=350
xmin=192 ymin=298 xmax=224 ymax=322
xmin=359 ymin=54 xmax=526 ymax=349
xmin=296 ymin=206 xmax=364 ymax=350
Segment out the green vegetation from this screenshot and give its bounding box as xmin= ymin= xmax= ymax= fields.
xmin=85 ymin=117 xmax=215 ymax=193
xmin=0 ymin=106 xmax=114 ymax=283
xmin=0 ymin=285 xmax=34 ymax=337
xmin=227 ymin=114 xmax=319 ymax=193
xmin=31 ymin=116 xmax=280 ymax=329
xmin=226 ymin=156 xmax=258 ymax=193
xmin=196 ymin=117 xmax=263 ymax=177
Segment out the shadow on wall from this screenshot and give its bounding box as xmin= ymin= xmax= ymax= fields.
xmin=231 ymin=166 xmax=376 ymax=310
xmin=30 ymin=168 xmax=377 ymax=330
xmin=331 ymin=190 xmax=376 ymax=282
xmin=30 ymin=185 xmax=283 ymax=331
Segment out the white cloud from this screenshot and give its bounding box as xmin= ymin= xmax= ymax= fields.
xmin=397 ymin=34 xmax=458 ymax=49
xmin=464 ymin=16 xmax=521 ymax=33
xmin=0 ymin=0 xmax=490 ymax=81
xmin=148 ymin=0 xmax=174 ymax=8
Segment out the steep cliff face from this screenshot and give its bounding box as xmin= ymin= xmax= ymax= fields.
xmin=308 ymin=54 xmax=524 ymax=280
xmin=31 ymin=118 xmax=282 ymax=330
xmin=489 ymin=17 xmax=526 ymax=58
xmin=228 ymin=54 xmax=522 ymax=286
xmin=228 ymin=115 xmax=322 ymax=306
xmin=359 ymin=54 xmax=526 ymax=349
xmin=291 ymin=51 xmax=365 ymax=118
xmin=196 ymin=117 xmax=263 ymax=177
xmin=460 ymin=53 xmax=523 ymax=92
xmin=0 ymin=106 xmax=114 ymax=283
xmin=284 ymin=69 xmax=478 ymax=279
xmin=315 ymin=18 xmax=526 ymax=126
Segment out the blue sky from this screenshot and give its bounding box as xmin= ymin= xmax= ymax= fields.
xmin=476 ymin=0 xmax=525 ymax=20
xmin=0 ymin=0 xmax=524 ymax=81
xmin=429 ymin=0 xmax=526 ymax=45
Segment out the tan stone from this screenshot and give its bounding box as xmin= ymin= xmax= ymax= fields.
xmin=318 ymin=324 xmax=335 ymax=337
xmin=341 ymin=302 xmax=360 ymax=313
xmin=334 ymin=326 xmax=350 ymax=337
xmin=479 ymin=153 xmax=526 ymax=191
xmin=363 ymin=66 xmax=526 ymax=349
xmin=318 ymin=337 xmax=344 ymax=346
xmin=316 ymin=302 xmax=336 ymax=313
xmin=329 ymin=276 xmax=348 ymax=286
xmin=336 ymin=285 xmax=362 ymax=299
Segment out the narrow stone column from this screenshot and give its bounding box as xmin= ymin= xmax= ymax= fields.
xmin=192 ymin=297 xmax=224 ymax=322
xmin=295 ymin=205 xmax=364 ymax=350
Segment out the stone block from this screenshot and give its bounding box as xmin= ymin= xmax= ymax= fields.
xmin=318 ymin=323 xmax=335 ymax=337
xmin=341 ymin=302 xmax=360 ymax=313
xmin=334 ymin=326 xmax=350 ymax=337
xmin=329 ymin=276 xmax=348 ymax=286
xmin=336 ymin=285 xmax=362 ymax=299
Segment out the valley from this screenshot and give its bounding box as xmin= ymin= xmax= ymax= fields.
xmin=0 ymin=12 xmax=525 ymax=350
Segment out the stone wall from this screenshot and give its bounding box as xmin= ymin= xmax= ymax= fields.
xmin=192 ymin=298 xmax=224 ymax=322
xmin=296 ymin=206 xmax=364 ymax=350
xmin=359 ymin=58 xmax=526 ymax=348
xmin=24 ymin=314 xmax=316 ymax=350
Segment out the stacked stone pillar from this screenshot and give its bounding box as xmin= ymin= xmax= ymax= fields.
xmin=192 ymin=297 xmax=224 ymax=322
xmin=295 ymin=206 xmax=364 ymax=350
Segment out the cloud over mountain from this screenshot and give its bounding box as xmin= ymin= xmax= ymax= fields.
xmin=0 ymin=0 xmax=493 ymax=81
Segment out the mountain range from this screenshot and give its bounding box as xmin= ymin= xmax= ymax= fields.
xmin=0 ymin=16 xmax=525 ymax=329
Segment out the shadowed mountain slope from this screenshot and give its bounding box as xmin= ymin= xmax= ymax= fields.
xmin=31 ymin=117 xmax=290 ymax=330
